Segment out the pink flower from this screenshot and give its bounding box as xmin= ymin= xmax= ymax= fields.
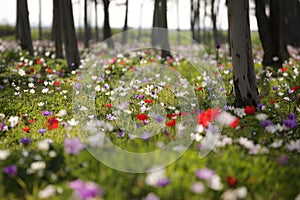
xmin=69 ymin=179 xmax=102 ymax=200
xmin=64 ymin=137 xmax=84 ymax=155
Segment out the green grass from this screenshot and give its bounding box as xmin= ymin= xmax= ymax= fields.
xmin=0 ymin=40 xmax=299 ymax=199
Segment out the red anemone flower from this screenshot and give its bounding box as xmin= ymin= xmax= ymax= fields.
xmin=244 ymin=105 xmax=256 ymax=115
xmin=166 ymin=119 xmax=176 ymax=127
xmin=22 ymin=127 xmax=30 ymax=133
xmin=198 ymin=108 xmax=220 ymax=127
xmin=144 ymin=99 xmax=154 ymax=103
xmin=227 ymin=176 xmax=238 ymax=187
xmin=137 ymin=113 xmax=148 ymax=121
xmin=46 ymin=116 xmax=59 ymax=130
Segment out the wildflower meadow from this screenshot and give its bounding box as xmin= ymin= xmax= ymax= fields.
xmin=0 ymin=38 xmax=299 ymax=200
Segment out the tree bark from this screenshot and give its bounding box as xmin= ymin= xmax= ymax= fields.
xmin=16 ymin=0 xmax=33 ymax=56
xmin=60 ymin=0 xmax=80 ymax=70
xmin=226 ymin=0 xmax=231 ymax=56
xmin=121 ymin=0 xmax=129 ymax=45
xmin=102 ymin=0 xmax=114 ymax=48
xmin=283 ymin=0 xmax=300 ymax=47
xmin=228 ymin=0 xmax=259 ymax=107
xmin=211 ymin=0 xmax=220 ymax=48
xmin=84 ymin=0 xmax=92 ymax=48
xmin=255 ymin=0 xmax=289 ymax=67
xmin=38 ymin=0 xmax=42 ymax=40
xmin=160 ymin=0 xmax=171 ymax=58
xmin=53 ymin=0 xmax=63 ymax=58
xmin=190 ymin=0 xmax=195 ymax=41
xmin=190 ymin=0 xmax=200 ymax=43
xmin=176 ymin=0 xmax=181 ymax=44
xmin=137 ymin=1 xmax=143 ymax=42
xmin=151 ymin=0 xmax=161 ymax=46
xmin=95 ymin=0 xmax=99 ymax=42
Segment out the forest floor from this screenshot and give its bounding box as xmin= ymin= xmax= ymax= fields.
xmin=0 ymin=39 xmax=299 ymax=200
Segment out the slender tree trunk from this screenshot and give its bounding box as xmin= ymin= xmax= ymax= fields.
xmin=211 ymin=0 xmax=219 ymax=48
xmin=226 ymin=0 xmax=231 ymax=56
xmin=60 ymin=0 xmax=80 ymax=69
xmin=203 ymin=0 xmax=208 ymax=45
xmin=190 ymin=0 xmax=195 ymax=41
xmin=195 ymin=0 xmax=200 ymax=43
xmin=53 ymin=0 xmax=63 ymax=58
xmin=95 ymin=0 xmax=99 ymax=42
xmin=138 ymin=1 xmax=143 ymax=42
xmin=190 ymin=0 xmax=200 ymax=43
xmin=38 ymin=0 xmax=42 ymax=40
xmin=102 ymin=0 xmax=114 ymax=48
xmin=160 ymin=0 xmax=171 ymax=58
xmin=16 ymin=0 xmax=33 ymax=56
xmin=228 ymin=0 xmax=259 ymax=107
xmin=84 ymin=0 xmax=92 ymax=47
xmin=121 ymin=0 xmax=129 ymax=45
xmin=176 ymin=0 xmax=181 ymax=44
xmin=151 ymin=0 xmax=161 ymax=46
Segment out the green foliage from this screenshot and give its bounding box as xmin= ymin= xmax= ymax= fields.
xmin=0 ymin=43 xmax=299 ymax=200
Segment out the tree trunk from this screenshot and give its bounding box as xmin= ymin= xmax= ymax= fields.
xmin=228 ymin=0 xmax=259 ymax=107
xmin=60 ymin=0 xmax=80 ymax=70
xmin=16 ymin=0 xmax=33 ymax=56
xmin=38 ymin=0 xmax=42 ymax=40
xmin=226 ymin=0 xmax=231 ymax=56
xmin=151 ymin=0 xmax=161 ymax=46
xmin=195 ymin=0 xmax=200 ymax=43
xmin=202 ymin=0 xmax=208 ymax=45
xmin=255 ymin=0 xmax=289 ymax=67
xmin=190 ymin=0 xmax=200 ymax=43
xmin=95 ymin=0 xmax=99 ymax=42
xmin=137 ymin=1 xmax=143 ymax=42
xmin=283 ymin=0 xmax=300 ymax=47
xmin=53 ymin=0 xmax=63 ymax=58
xmin=176 ymin=0 xmax=181 ymax=44
xmin=211 ymin=0 xmax=220 ymax=48
xmin=102 ymin=0 xmax=114 ymax=48
xmin=190 ymin=0 xmax=195 ymax=42
xmin=160 ymin=0 xmax=171 ymax=58
xmin=121 ymin=0 xmax=129 ymax=45
xmin=84 ymin=0 xmax=92 ymax=47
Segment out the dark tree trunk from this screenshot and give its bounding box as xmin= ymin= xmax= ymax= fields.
xmin=16 ymin=0 xmax=33 ymax=56
xmin=254 ymin=0 xmax=275 ymax=66
xmin=95 ymin=0 xmax=99 ymax=42
xmin=84 ymin=0 xmax=92 ymax=47
xmin=226 ymin=0 xmax=231 ymax=56
xmin=283 ymin=0 xmax=300 ymax=47
xmin=60 ymin=0 xmax=80 ymax=70
xmin=84 ymin=0 xmax=92 ymax=48
xmin=151 ymin=0 xmax=161 ymax=46
xmin=195 ymin=0 xmax=200 ymax=43
xmin=228 ymin=0 xmax=259 ymax=107
xmin=38 ymin=0 xmax=42 ymax=40
xmin=102 ymin=0 xmax=114 ymax=48
xmin=255 ymin=0 xmax=289 ymax=67
xmin=211 ymin=0 xmax=220 ymax=48
xmin=190 ymin=0 xmax=200 ymax=43
xmin=53 ymin=0 xmax=63 ymax=59
xmin=121 ymin=0 xmax=129 ymax=45
xmin=160 ymin=0 xmax=171 ymax=58
xmin=190 ymin=0 xmax=195 ymax=41
xmin=269 ymin=0 xmax=289 ymax=63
